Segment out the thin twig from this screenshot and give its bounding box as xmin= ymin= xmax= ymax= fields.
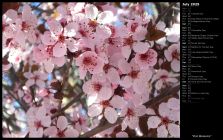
xmin=3 ymin=85 xmax=28 ymax=111
xmin=58 ymin=58 xmax=73 ymax=111
xmin=51 ymin=93 xmax=83 ymax=119
xmin=155 ymin=2 xmax=177 ymax=25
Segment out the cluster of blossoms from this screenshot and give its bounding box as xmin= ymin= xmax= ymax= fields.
xmin=2 ymin=2 xmax=180 ymax=138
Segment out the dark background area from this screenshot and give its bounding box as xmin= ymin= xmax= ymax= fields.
xmin=181 ymin=0 xmax=222 ymax=139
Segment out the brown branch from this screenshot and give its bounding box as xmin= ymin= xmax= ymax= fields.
xmin=80 ymin=118 xmax=124 ymax=138
xmin=58 ymin=58 xmax=73 ymax=111
xmin=155 ymin=2 xmax=177 ymax=25
xmin=80 ymin=83 xmax=180 ymax=137
xmin=3 ymin=85 xmax=28 ymax=111
xmin=51 ymin=93 xmax=83 ymax=119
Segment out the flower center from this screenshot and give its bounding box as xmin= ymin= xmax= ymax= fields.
xmin=50 ymin=108 xmax=58 ymax=114
xmin=128 ymin=70 xmax=139 ymax=79
xmin=46 ymin=45 xmax=54 ymax=56
xmin=58 ymin=35 xmax=65 ymax=43
xmin=100 ymin=100 xmax=110 ymax=108
xmin=126 ymin=108 xmax=135 ymax=117
xmin=34 ymin=121 xmax=42 ymax=129
xmin=83 ymin=57 xmax=93 ymax=66
xmin=108 ymin=38 xmax=115 ymax=45
xmin=131 ymin=23 xmax=138 ymax=32
xmin=88 ymin=20 xmax=98 ymax=28
xmin=172 ymin=50 xmax=179 ymax=60
xmin=57 ymin=130 xmax=65 ymax=138
xmin=92 ymin=83 xmax=102 ymax=92
xmin=6 ymin=38 xmax=13 ymax=47
xmin=161 ymin=117 xmax=170 ymax=126
xmin=78 ymin=118 xmax=85 ymax=125
xmin=124 ymin=36 xmax=134 ymax=46
xmin=21 ymin=21 xmax=30 ymax=31
xmin=139 ymin=53 xmax=149 ymax=61
xmin=32 ymin=75 xmax=40 ymax=81
xmin=79 ymin=29 xmax=87 ymax=37
xmin=160 ymin=75 xmax=168 ymax=80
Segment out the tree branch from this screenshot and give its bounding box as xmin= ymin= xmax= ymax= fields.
xmin=51 ymin=92 xmax=83 ymax=119
xmin=155 ymin=2 xmax=177 ymax=25
xmin=3 ymin=85 xmax=28 ymax=111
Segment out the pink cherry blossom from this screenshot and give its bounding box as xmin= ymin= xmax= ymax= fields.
xmin=164 ymin=43 xmax=180 ymax=72
xmin=120 ymin=103 xmax=146 ymax=130
xmin=134 ymin=49 xmax=158 ymax=69
xmin=116 ymin=131 xmax=128 ymax=137
xmin=87 ymin=100 xmax=118 ymax=124
xmin=44 ymin=116 xmax=79 ymax=138
xmin=72 ymin=110 xmax=89 ymax=133
xmin=23 ymin=71 xmax=48 ymax=88
xmin=26 ymin=106 xmax=51 ymax=137
xmin=165 ymin=24 xmax=180 ymax=43
xmin=41 ymin=20 xmax=78 ymax=57
xmin=13 ymin=4 xmax=38 ymax=46
xmin=151 ymin=69 xmax=179 ymax=90
xmin=118 ymin=60 xmax=152 ymax=94
xmin=83 ymin=76 xmax=113 ymax=102
xmin=147 ymin=98 xmax=180 ymax=138
xmin=85 ymin=4 xmax=114 ymax=24
xmin=76 ymin=51 xmax=104 ymax=79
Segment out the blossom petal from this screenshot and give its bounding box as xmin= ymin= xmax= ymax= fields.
xmin=133 ymin=42 xmax=149 ymax=54
xmin=64 ymin=22 xmax=77 ymax=37
xmin=120 ymin=76 xmax=132 ymax=88
xmin=98 ymin=87 xmax=113 ymax=101
xmin=121 ymin=118 xmax=128 ymax=131
xmin=171 ymin=59 xmax=180 ymax=72
xmin=97 ymin=11 xmax=113 ymax=24
xmin=110 ymin=95 xmax=126 ymax=109
xmin=158 ymin=103 xmax=169 ymax=118
xmin=53 ymin=42 xmax=67 ymax=57
xmin=15 ymin=30 xmax=26 ymax=46
xmin=44 ymin=126 xmax=57 ymax=137
xmin=116 ymin=132 xmax=128 ymax=138
xmin=146 ymin=108 xmax=156 ymax=115
xmin=157 ymin=125 xmax=168 ymax=138
xmin=121 ymin=46 xmax=131 ymax=59
xmin=88 ymin=104 xmax=103 ymax=117
xmin=168 ymin=98 xmax=180 ymax=110
xmin=106 ymin=68 xmax=120 ymax=84
xmin=118 ymin=59 xmax=131 ymax=74
xmin=3 ymin=9 xmax=18 ymax=24
xmin=47 ymin=20 xmax=63 ymax=35
xmin=36 ymin=80 xmax=45 ymax=88
xmin=51 ymin=56 xmax=66 ymax=67
xmin=41 ymin=116 xmax=51 ymax=127
xmin=41 ymin=31 xmax=57 ymax=45
xmin=65 ymin=38 xmax=79 ymax=52
xmin=168 ymin=123 xmax=180 ymax=137
xmin=25 ymin=79 xmax=35 ymax=87
xmin=85 ymin=4 xmax=98 ymax=20
xmin=44 ymin=59 xmax=54 ymax=73
xmin=147 ymin=116 xmax=161 ymax=129
xmin=164 ymin=50 xmax=172 ymax=62
xmin=128 ymin=116 xmax=139 ymax=129
xmin=57 ymin=116 xmax=68 ymax=131
xmin=29 ymin=128 xmax=43 ymax=138
xmin=135 ymin=105 xmax=146 ymax=116
xmin=64 ymin=128 xmax=79 ymax=137
xmin=104 ymin=107 xmax=118 ymax=124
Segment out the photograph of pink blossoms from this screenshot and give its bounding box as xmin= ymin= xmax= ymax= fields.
xmin=2 ymin=2 xmax=180 ymax=138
